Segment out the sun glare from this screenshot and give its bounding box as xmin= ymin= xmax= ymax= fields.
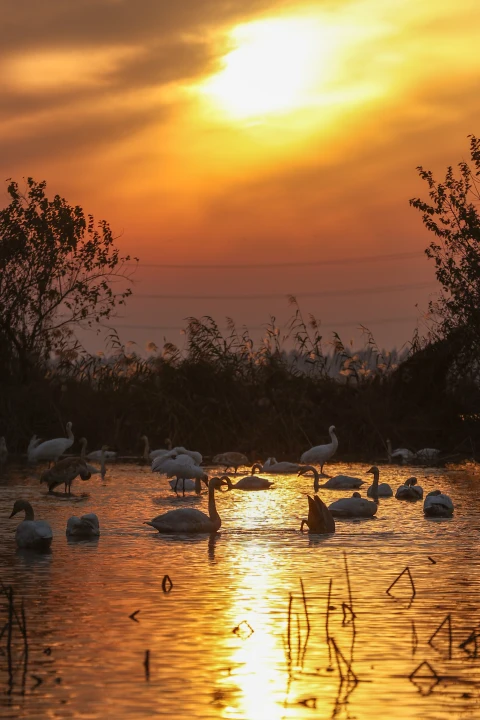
xmin=203 ymin=17 xmax=338 ymax=119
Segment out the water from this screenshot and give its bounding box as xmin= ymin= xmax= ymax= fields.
xmin=1 ymin=461 xmax=479 ymax=719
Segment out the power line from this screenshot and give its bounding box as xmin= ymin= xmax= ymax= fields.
xmin=130 ymin=250 xmax=423 ymax=270
xmin=113 ymin=314 xmax=420 ymax=332
xmin=131 ymin=281 xmax=435 ymax=301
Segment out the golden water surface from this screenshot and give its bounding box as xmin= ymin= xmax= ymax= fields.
xmin=0 ymin=462 xmax=479 ymax=719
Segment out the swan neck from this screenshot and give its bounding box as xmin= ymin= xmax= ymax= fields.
xmin=208 ymin=483 xmax=221 ymax=526
xmin=66 ymin=423 xmax=74 ymax=441
xmin=22 ymin=502 xmax=35 ymax=521
xmin=80 ymin=438 xmax=87 ymax=460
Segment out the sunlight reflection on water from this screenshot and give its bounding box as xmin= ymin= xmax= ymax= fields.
xmin=0 ymin=461 xmax=480 ymax=719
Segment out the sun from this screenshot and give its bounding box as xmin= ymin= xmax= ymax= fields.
xmin=203 ymin=17 xmax=337 ymax=119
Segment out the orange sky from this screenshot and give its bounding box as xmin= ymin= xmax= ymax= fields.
xmin=2 ymin=0 xmax=479 ymax=352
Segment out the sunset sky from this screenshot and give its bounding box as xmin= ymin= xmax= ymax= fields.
xmin=2 ymin=0 xmax=479 ymax=353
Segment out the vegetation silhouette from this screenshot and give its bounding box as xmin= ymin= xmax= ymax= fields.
xmin=2 ymin=146 xmax=480 ymax=461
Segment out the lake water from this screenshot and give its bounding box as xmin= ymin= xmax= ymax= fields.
xmin=0 ymin=461 xmax=479 ymax=719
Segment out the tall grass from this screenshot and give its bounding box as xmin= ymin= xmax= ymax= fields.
xmin=0 ymin=300 xmax=474 ymax=459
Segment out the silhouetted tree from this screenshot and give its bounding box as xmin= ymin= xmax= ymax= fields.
xmin=0 ymin=178 xmax=135 ymax=379
xmin=410 ymin=135 xmax=480 ymax=359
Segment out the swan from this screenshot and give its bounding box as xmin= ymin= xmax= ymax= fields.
xmin=66 ymin=512 xmax=100 ymax=538
xmin=79 ymin=438 xmax=104 ymax=475
xmin=328 ymin=491 xmax=378 ymax=518
xmin=256 ymin=458 xmax=303 ymax=474
xmin=386 ymin=439 xmax=416 ymax=465
xmin=213 ymin=452 xmax=249 ymax=474
xmin=9 ymin=500 xmax=53 ymax=550
xmin=366 ymin=466 xmax=393 ymax=497
xmin=423 ymin=490 xmax=454 ymax=517
xmin=40 ymin=457 xmax=92 ymax=494
xmin=154 ymin=457 xmax=208 ymax=495
xmin=300 ymin=495 xmax=336 ymax=534
xmin=169 ymin=446 xmax=202 ymax=465
xmin=395 ymin=477 xmax=423 ymax=501
xmin=298 ymin=465 xmax=365 ymax=491
xmin=416 ymin=448 xmax=441 ymax=463
xmin=149 ymin=437 xmax=173 ymax=460
xmin=28 ymin=422 xmax=74 ymax=464
xmin=145 ymin=476 xmax=228 ymax=533
xmin=168 ymin=477 xmax=208 ymax=494
xmin=0 ymin=436 xmax=7 ymax=466
xmin=86 ymin=444 xmax=117 ymax=461
xmin=152 ymin=453 xmax=196 ymax=473
xmin=300 ymin=425 xmax=338 ymax=475
xmin=222 ymin=473 xmax=274 ymax=490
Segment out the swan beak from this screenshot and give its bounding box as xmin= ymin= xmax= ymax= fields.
xmin=9 ymin=510 xmax=17 ymax=518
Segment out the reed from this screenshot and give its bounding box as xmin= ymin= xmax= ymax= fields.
xmin=386 ymin=566 xmax=416 ymax=600
xmin=428 ymin=614 xmax=453 ymax=659
xmin=0 ymin=583 xmax=29 ymax=695
xmin=0 ymin=310 xmax=471 ymax=461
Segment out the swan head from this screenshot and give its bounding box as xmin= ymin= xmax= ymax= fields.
xmin=352 ymin=492 xmax=361 ymax=498
xmin=366 ymin=466 xmax=379 ymax=477
xmin=426 ymin=489 xmax=442 ymax=497
xmin=329 ymin=425 xmax=336 ymax=434
xmin=297 ymin=465 xmax=316 ymax=477
xmin=406 ymin=476 xmax=417 ymax=487
xmin=79 ymin=437 xmax=87 ymax=446
xmin=140 ymin=435 xmax=148 ymax=442
xmin=209 ymin=476 xmax=228 ymax=491
xmin=9 ymin=499 xmax=34 ymax=519
xmin=66 ymin=421 xmax=73 ymax=431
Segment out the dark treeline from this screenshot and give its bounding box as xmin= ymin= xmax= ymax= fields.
xmin=0 ymin=312 xmax=476 ymax=461
xmin=3 ymin=136 xmax=480 ymax=462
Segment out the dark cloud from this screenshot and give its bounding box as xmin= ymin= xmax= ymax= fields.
xmin=0 ymin=37 xmax=215 ymax=123
xmin=1 ymin=0 xmax=287 ymax=55
xmin=0 ymin=103 xmax=167 ymax=166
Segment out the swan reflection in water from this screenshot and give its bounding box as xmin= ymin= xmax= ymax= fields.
xmin=151 ymin=531 xmax=219 ymax=563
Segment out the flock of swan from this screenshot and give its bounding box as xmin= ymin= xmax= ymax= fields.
xmin=5 ymin=423 xmax=454 ymax=551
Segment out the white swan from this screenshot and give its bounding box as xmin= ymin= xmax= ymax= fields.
xmin=423 ymin=490 xmax=454 ymax=517
xmin=300 ymin=425 xmax=338 ymax=475
xmin=256 ymin=458 xmax=303 ymax=474
xmin=66 ymin=513 xmax=100 ymax=538
xmin=149 ymin=437 xmax=173 ymax=460
xmin=152 ymin=453 xmax=196 ymax=473
xmin=9 ymin=500 xmax=53 ymax=549
xmin=145 ymin=476 xmax=227 ymax=533
xmin=395 ymin=477 xmax=423 ymax=501
xmin=28 ymin=422 xmax=74 ymax=464
xmin=40 ymin=457 xmax=92 ymax=494
xmin=154 ymin=457 xmax=208 ymax=495
xmin=213 ymin=451 xmax=250 ymax=474
xmin=222 ymin=473 xmax=274 ymax=490
xmin=86 ymin=444 xmax=117 ymax=461
xmin=300 ymin=495 xmax=336 ymax=534
xmin=298 ymin=465 xmax=365 ymax=491
xmin=167 ymin=477 xmax=208 ymax=494
xmin=328 ymin=491 xmax=378 ymax=518
xmin=416 ymin=448 xmax=441 ymax=463
xmin=387 ymin=439 xmax=416 ymax=465
xmin=366 ymin=466 xmax=393 ymax=497
xmin=169 ymin=446 xmax=202 ymax=465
